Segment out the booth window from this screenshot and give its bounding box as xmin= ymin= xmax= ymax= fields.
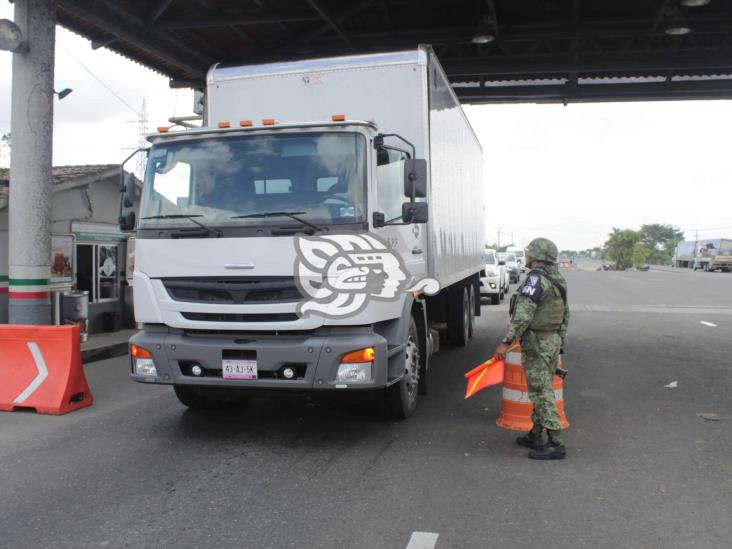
xmin=76 ymin=243 xmax=119 ymax=303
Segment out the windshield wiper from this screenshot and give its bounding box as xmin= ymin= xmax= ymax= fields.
xmin=141 ymin=214 xmax=222 ymax=237
xmin=230 ymin=211 xmax=326 ymax=233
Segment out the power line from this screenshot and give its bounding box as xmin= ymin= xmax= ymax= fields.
xmin=58 ymin=44 xmax=140 ymax=117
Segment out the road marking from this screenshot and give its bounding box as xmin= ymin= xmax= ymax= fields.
xmin=13 ymin=342 xmax=49 ymax=404
xmin=700 ymin=321 xmax=717 ymax=327
xmin=571 ymin=305 xmax=732 ymax=315
xmin=406 ymin=531 xmax=439 ymax=549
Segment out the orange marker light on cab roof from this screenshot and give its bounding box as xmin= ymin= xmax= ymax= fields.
xmin=341 ymin=347 xmax=375 ymax=363
xmin=239 ymin=120 xmax=253 ymax=127
xmin=262 ymin=118 xmax=276 ymax=126
xmin=331 ymin=114 xmax=346 ymax=122
xmin=218 ymin=121 xmax=231 ymax=128
xmin=157 ymin=126 xmax=170 ymax=133
xmin=130 ymin=344 xmax=152 ymax=358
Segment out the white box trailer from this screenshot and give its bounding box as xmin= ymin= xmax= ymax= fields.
xmin=122 ymin=46 xmax=485 ymax=418
xmin=207 ymin=49 xmax=484 ymax=287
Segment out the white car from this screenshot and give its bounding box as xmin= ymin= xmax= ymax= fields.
xmin=497 ymin=252 xmax=521 ymax=284
xmin=480 ymin=249 xmax=508 ymax=304
xmin=506 ymin=245 xmax=526 ymax=272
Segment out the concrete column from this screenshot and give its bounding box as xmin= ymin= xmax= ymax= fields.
xmin=0 ymin=210 xmax=7 ymax=323
xmin=8 ymin=0 xmax=55 ymax=325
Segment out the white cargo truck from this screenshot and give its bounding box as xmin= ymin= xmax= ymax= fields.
xmin=119 ymin=47 xmax=484 ymax=418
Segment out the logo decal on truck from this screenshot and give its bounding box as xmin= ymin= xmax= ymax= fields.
xmin=294 ymin=233 xmax=439 ymax=319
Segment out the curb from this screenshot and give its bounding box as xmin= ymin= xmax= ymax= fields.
xmin=82 ymin=342 xmax=129 ymax=364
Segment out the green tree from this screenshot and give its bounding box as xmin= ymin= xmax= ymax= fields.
xmin=632 ymin=243 xmax=651 ymax=268
xmin=604 ymin=228 xmax=639 ymax=270
xmin=638 ymin=224 xmax=684 ymax=265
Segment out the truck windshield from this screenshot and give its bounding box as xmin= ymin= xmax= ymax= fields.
xmin=485 ymin=252 xmax=496 ymax=264
xmin=139 ymin=132 xmax=366 ymax=231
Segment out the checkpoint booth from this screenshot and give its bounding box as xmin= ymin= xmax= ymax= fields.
xmin=0 ymin=165 xmax=140 ymax=332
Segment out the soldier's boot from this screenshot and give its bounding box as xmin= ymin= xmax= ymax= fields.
xmin=516 ymin=424 xmax=545 ymax=450
xmin=528 ymin=429 xmax=566 ymax=460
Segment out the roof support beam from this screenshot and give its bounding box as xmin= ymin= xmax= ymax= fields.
xmin=446 ymin=53 xmax=732 ymax=77
xmin=145 ymin=0 xmax=174 ymax=27
xmin=304 ymin=0 xmax=351 ymax=44
xmin=299 ymin=0 xmax=383 ymax=44
xmin=155 ymin=13 xmax=321 ymax=29
xmin=455 ymin=78 xmax=732 ymax=104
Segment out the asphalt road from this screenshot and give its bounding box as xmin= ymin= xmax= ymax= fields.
xmin=2 ymin=268 xmax=731 ymax=549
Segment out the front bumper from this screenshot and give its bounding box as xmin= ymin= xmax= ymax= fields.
xmin=129 ymin=327 xmax=391 ymax=391
xmin=479 ymin=276 xmax=500 ymax=295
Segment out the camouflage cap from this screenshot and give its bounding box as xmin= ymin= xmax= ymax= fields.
xmin=526 ymin=237 xmax=558 ymax=263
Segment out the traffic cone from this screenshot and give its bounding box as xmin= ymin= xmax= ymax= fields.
xmin=496 ymin=343 xmax=569 ymax=431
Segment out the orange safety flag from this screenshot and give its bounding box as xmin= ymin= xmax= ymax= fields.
xmin=464 ymin=358 xmax=505 ymax=399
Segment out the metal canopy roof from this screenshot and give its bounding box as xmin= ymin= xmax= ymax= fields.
xmin=55 ymin=0 xmax=732 ymax=103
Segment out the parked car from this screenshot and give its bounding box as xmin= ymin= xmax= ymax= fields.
xmin=480 ymin=249 xmax=508 ymax=304
xmin=497 ymin=252 xmax=520 ymax=283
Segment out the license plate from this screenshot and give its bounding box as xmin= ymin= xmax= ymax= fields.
xmin=222 ymin=359 xmax=257 ymax=380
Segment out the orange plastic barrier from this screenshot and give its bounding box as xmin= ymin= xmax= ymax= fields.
xmin=0 ymin=324 xmax=93 ymax=415
xmin=496 ymin=343 xmax=568 ymax=431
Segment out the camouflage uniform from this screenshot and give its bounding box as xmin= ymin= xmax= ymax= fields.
xmin=505 ymin=243 xmax=569 ymax=439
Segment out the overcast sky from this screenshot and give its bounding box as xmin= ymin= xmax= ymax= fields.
xmin=2 ymin=4 xmax=732 ymax=250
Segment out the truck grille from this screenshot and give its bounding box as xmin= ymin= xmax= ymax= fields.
xmin=162 ymin=277 xmax=302 ymax=304
xmin=181 ymin=312 xmax=299 ymax=322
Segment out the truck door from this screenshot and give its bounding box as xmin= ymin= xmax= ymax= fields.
xmin=374 ymin=147 xmax=427 ymax=280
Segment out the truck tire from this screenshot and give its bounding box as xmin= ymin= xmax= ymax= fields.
xmin=468 ymin=283 xmax=476 ymax=337
xmin=385 ymin=316 xmax=420 ymax=419
xmin=447 ymin=285 xmax=470 ymax=346
xmin=173 ymin=385 xmax=248 ymax=409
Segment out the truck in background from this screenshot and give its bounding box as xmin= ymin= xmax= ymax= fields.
xmin=694 ymin=241 xmax=732 ymax=272
xmin=673 ymin=239 xmax=732 ymax=271
xmin=119 ymin=47 xmax=485 ymax=419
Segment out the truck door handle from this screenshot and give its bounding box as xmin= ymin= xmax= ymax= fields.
xmin=412 ymin=247 xmax=423 ymax=255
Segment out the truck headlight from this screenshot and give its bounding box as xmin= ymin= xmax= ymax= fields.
xmin=131 ymin=344 xmax=158 ymax=377
xmin=489 ymin=282 xmax=496 ymax=289
xmin=337 ymin=347 xmax=374 ymax=383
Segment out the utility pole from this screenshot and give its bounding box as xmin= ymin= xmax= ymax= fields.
xmin=135 ymin=99 xmax=148 ymax=179
xmin=8 ymin=0 xmax=56 ymax=324
xmin=497 ymin=227 xmax=502 ymax=248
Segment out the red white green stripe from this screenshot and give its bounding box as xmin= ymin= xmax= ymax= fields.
xmin=8 ymin=278 xmax=50 ymax=299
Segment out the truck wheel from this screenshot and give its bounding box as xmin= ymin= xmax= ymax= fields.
xmin=447 ymin=285 xmax=470 ymax=346
xmin=468 ymin=284 xmax=476 ymax=338
xmin=385 ymin=316 xmax=420 ymax=419
xmin=173 ymin=385 xmax=247 ymax=409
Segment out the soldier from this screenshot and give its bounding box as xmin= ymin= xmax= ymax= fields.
xmin=494 ymin=238 xmax=570 ymax=460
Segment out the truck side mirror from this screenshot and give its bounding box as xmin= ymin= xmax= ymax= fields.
xmin=118 ymin=210 xmax=136 ymax=232
xmin=402 ymin=201 xmax=428 ymax=224
xmin=403 ymin=159 xmax=427 ymax=198
xmin=122 ymin=172 xmax=135 ymax=208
